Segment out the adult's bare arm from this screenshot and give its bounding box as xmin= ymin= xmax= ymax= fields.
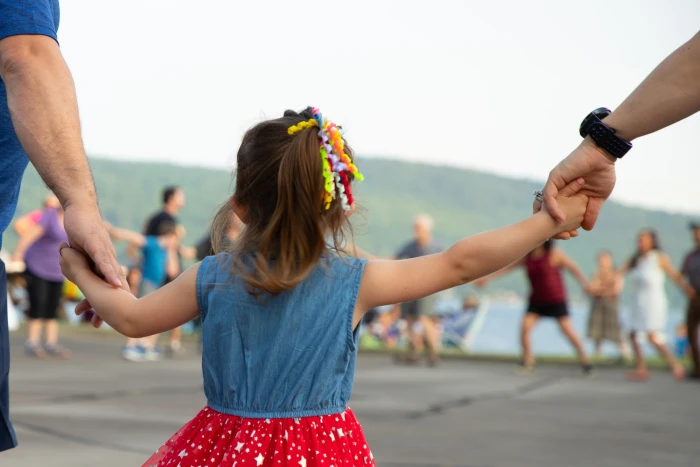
xmin=0 ymin=34 xmax=125 ymax=290
xmin=604 ymin=31 xmax=700 ymax=141
xmin=539 ymin=31 xmax=700 ymax=231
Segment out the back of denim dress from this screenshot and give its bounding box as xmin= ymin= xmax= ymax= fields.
xmin=196 ymin=253 xmax=367 ymax=419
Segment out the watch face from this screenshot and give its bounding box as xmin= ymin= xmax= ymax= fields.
xmin=591 ymin=107 xmax=612 ymax=119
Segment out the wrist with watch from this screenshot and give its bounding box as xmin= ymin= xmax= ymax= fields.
xmin=579 ymin=107 xmax=632 ymax=159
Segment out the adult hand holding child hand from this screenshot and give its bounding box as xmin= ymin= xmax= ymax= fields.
xmin=553 ymin=178 xmax=589 ymax=236
xmin=59 ymin=244 xmax=105 ymax=328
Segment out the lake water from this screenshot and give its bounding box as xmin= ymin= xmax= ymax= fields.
xmin=469 ymin=299 xmax=685 ymax=357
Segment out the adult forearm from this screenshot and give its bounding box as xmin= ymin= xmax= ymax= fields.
xmin=605 ymin=32 xmax=700 ymax=141
xmin=0 ymin=36 xmax=96 ymax=209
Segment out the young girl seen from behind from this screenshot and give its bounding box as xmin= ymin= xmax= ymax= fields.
xmin=59 ymin=107 xmax=588 ymax=467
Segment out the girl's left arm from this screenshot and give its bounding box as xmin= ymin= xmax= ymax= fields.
xmin=659 ymin=253 xmax=695 ymax=298
xmin=59 ymin=246 xmax=200 ymax=337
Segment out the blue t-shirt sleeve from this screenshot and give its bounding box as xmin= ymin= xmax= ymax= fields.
xmin=0 ymin=0 xmax=60 ymax=42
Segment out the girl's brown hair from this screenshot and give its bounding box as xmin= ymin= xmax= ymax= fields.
xmin=211 ymin=107 xmax=359 ymax=296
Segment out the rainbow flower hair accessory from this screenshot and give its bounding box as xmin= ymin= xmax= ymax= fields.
xmin=287 ymin=108 xmax=364 ymax=211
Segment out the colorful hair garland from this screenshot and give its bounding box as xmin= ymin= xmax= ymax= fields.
xmin=287 ymin=108 xmax=364 ymax=211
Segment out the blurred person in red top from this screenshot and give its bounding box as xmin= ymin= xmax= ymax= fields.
xmin=477 ymin=240 xmax=591 ymax=375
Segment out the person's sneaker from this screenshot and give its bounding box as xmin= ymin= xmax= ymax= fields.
xmin=25 ymin=341 xmax=46 ymax=358
xmin=122 ymin=346 xmax=145 ymax=362
xmin=165 ymin=341 xmax=186 ymax=358
xmin=582 ymin=364 xmax=594 ymax=377
xmin=143 ymin=347 xmax=163 ymax=362
xmin=43 ymin=343 xmax=71 ymax=359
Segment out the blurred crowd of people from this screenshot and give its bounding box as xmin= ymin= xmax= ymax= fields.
xmin=4 ymin=192 xmax=700 ymax=381
xmin=356 ymin=216 xmax=700 ymax=382
xmin=2 ymin=186 xmax=244 ymax=363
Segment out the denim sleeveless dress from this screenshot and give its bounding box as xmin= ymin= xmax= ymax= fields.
xmin=144 ymin=253 xmax=375 ymax=467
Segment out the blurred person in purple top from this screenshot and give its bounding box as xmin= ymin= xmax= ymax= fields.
xmin=12 ymin=204 xmax=70 ymax=358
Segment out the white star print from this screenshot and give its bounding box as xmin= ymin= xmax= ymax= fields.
xmin=299 ymin=456 xmax=307 ymax=467
xmin=284 ymin=431 xmax=289 ymax=441
xmin=178 ymin=449 xmax=188 ymax=458
xmin=255 ymin=453 xmax=265 ymax=466
xmin=235 ymin=442 xmax=244 ymax=452
xmin=329 ymin=432 xmax=335 ymax=442
xmin=337 ymin=428 xmax=345 ymax=438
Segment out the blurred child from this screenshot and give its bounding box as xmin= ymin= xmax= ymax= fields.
xmin=107 ymin=221 xmax=179 ymax=361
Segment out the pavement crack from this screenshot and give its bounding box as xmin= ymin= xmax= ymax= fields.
xmin=12 ymin=420 xmax=154 ymax=455
xmin=29 ymin=384 xmax=202 ymax=405
xmin=404 ymin=375 xmax=562 ymax=420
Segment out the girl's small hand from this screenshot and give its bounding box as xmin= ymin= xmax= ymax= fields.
xmin=59 ymin=244 xmax=105 ymax=328
xmin=553 ymin=179 xmax=588 ymax=234
xmin=58 ymin=243 xmax=91 ymax=283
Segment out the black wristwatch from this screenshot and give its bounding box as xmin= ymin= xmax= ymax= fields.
xmin=579 ymin=107 xmax=632 ymax=159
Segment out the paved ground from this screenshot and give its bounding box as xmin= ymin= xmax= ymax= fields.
xmin=2 ymin=332 xmax=699 ymax=467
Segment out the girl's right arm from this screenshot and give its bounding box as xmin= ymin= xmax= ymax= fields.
xmin=59 ymin=246 xmax=200 ymax=337
xmin=355 ymin=182 xmax=587 ymax=325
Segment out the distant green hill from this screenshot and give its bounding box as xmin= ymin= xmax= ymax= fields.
xmin=5 ymin=156 xmax=697 ymax=307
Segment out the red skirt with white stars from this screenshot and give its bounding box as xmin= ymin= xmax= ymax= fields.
xmin=142 ymin=406 xmax=375 ymax=467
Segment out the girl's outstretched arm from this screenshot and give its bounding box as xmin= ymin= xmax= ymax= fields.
xmin=59 ymin=246 xmax=200 ymax=337
xmin=355 ymin=181 xmax=587 ymax=326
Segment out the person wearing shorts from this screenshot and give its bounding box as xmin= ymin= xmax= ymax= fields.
xmin=106 ymin=221 xmax=180 ymax=361
xmin=394 ymin=215 xmax=442 ymax=365
xmin=477 ymin=240 xmax=592 ymax=374
xmin=143 ymin=186 xmax=187 ymax=356
xmin=11 ymin=206 xmax=70 ymax=358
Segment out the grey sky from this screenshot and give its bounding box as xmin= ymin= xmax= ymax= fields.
xmin=59 ymin=0 xmax=700 ymax=213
